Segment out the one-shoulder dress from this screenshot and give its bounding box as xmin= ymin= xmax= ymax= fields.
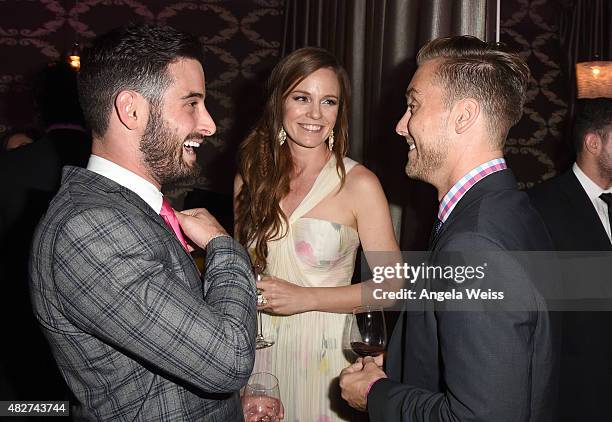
xmin=253 ymin=156 xmax=362 ymax=422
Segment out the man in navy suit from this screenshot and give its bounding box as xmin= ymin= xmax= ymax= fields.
xmin=529 ymin=98 xmax=612 ymax=421
xmin=339 ymin=36 xmax=556 ymax=421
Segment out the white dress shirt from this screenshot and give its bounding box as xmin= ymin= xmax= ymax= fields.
xmin=573 ymin=163 xmax=612 ymax=241
xmin=86 ymin=155 xmax=163 ymax=213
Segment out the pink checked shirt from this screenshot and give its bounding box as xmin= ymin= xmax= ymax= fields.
xmin=438 ymin=158 xmax=508 ymax=223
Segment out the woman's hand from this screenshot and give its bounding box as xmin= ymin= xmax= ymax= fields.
xmin=257 ymin=276 xmax=313 ymax=316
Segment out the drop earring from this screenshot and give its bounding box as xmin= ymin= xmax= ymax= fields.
xmin=328 ymin=130 xmax=335 ymax=151
xmin=278 ymin=128 xmax=287 ymax=146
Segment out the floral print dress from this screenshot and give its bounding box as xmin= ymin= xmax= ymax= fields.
xmin=252 ymin=156 xmax=362 ymax=422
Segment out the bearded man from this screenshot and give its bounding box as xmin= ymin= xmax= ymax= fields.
xmin=29 ymin=24 xmax=256 ymax=421
xmin=529 ymin=98 xmax=612 ymax=421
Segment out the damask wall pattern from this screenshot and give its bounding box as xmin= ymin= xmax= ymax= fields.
xmin=1 ymin=0 xmax=572 ymax=194
xmin=501 ymin=0 xmax=572 ymax=189
xmin=0 ymin=0 xmax=283 ymax=198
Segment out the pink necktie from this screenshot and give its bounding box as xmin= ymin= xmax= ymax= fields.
xmin=160 ymin=198 xmax=190 ymax=251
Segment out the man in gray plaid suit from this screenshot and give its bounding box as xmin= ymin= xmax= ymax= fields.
xmin=29 ymin=24 xmax=257 ymax=421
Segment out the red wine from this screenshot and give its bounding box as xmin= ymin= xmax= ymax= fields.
xmin=351 ymin=341 xmax=384 ymax=357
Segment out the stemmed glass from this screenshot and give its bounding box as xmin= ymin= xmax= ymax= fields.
xmin=254 ymin=268 xmax=274 ymax=349
xmin=241 ymin=372 xmax=283 ymax=422
xmin=349 ymin=305 xmax=387 ymax=357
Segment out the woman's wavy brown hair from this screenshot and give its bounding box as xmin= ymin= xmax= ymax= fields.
xmin=235 ymin=47 xmax=351 ymax=271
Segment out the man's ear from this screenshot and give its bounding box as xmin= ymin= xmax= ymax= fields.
xmin=453 ymin=98 xmax=480 ymax=134
xmin=583 ymin=132 xmax=601 ymax=156
xmin=114 ymin=90 xmax=143 ymax=130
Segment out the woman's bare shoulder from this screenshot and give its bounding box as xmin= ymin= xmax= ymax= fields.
xmin=343 ymin=163 xmax=384 ymax=197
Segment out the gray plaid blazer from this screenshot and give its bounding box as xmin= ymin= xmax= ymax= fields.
xmin=29 ymin=166 xmax=257 ymax=421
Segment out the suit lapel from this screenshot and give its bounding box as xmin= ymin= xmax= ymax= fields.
xmin=118 ymin=189 xmax=199 ymax=261
xmin=429 ymin=169 xmax=517 ymax=251
xmin=65 ymin=166 xmax=197 ymax=260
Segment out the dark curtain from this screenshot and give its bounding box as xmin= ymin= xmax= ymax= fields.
xmin=559 ymin=0 xmax=612 ymax=122
xmin=282 ymin=0 xmax=497 ymax=249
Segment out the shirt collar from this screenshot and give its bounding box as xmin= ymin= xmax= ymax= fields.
xmin=438 ymin=158 xmax=508 ymax=222
xmin=573 ymin=162 xmax=611 ymax=199
xmin=86 ymin=155 xmax=163 ymax=213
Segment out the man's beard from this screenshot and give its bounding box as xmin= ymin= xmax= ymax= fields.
xmin=597 ymin=139 xmax=612 ymax=187
xmin=405 ymin=135 xmax=447 ymax=182
xmin=140 ymin=103 xmax=203 ymax=186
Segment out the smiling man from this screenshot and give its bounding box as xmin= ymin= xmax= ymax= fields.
xmin=339 ymin=36 xmax=557 ymax=421
xmin=29 ymin=24 xmax=257 ymax=421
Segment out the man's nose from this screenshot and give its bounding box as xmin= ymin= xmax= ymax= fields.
xmin=395 ymin=111 xmax=410 ymax=136
xmin=197 ymin=105 xmax=216 ymax=136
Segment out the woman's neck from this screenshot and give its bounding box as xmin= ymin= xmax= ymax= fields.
xmin=289 ymin=145 xmax=332 ymax=178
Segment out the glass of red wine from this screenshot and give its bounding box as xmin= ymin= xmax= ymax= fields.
xmin=350 ymin=305 xmax=387 ymax=357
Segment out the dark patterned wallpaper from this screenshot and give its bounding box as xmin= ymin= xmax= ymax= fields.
xmin=0 ymin=0 xmax=283 ymax=198
xmin=1 ymin=1 xmax=572 ymax=194
xmin=501 ymin=0 xmax=572 ymax=189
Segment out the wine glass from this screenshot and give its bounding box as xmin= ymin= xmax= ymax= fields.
xmin=254 ymin=272 xmax=274 ymax=349
xmin=242 ymin=372 xmax=283 ymax=422
xmin=349 ymin=305 xmax=387 ymax=357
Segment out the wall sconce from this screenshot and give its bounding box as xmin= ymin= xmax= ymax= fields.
xmin=67 ymin=42 xmax=81 ymax=71
xmin=575 ymin=61 xmax=612 ymax=98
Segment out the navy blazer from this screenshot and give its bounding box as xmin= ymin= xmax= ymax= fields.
xmin=529 ymin=169 xmax=612 ymax=421
xmin=529 ymin=169 xmax=611 ymax=252
xmin=368 ymin=169 xmax=557 ymax=422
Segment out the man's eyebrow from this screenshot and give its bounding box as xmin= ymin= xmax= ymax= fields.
xmin=405 ymin=87 xmax=419 ymax=98
xmin=180 ymin=92 xmax=204 ymax=100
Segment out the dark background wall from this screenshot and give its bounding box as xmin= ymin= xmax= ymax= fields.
xmin=0 ymin=0 xmax=573 ymax=196
xmin=501 ymin=0 xmax=573 ymax=189
xmin=0 ymin=0 xmax=284 ymax=202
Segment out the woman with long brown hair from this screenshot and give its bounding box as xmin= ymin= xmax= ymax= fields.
xmin=234 ymin=47 xmax=398 ymax=421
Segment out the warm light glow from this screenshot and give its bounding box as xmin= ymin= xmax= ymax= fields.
xmin=68 ymin=55 xmax=80 ymax=70
xmin=576 ymin=61 xmax=612 ymax=98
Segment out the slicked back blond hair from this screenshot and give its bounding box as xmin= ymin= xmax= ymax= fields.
xmin=417 ymin=35 xmax=530 ymax=147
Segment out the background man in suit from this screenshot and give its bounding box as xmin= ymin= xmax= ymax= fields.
xmin=529 ymin=98 xmax=612 ymax=420
xmin=339 ymin=36 xmax=556 ymax=421
xmin=529 ymin=98 xmax=611 ymax=250
xmin=0 ymin=61 xmax=90 ymax=406
xmin=29 ymin=24 xmax=256 ymax=421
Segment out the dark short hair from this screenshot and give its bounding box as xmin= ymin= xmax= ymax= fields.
xmin=78 ymin=23 xmax=204 ymax=136
xmin=573 ymin=98 xmax=612 ymax=155
xmin=417 ymin=35 xmax=530 ymax=146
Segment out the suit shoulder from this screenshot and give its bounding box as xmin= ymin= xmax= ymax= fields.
xmin=40 ymin=191 xmax=121 ymax=237
xmin=528 ymin=172 xmax=569 ymax=202
xmin=37 ymin=198 xmax=165 ymax=265
xmin=41 ymin=181 xmax=150 ymax=241
xmin=467 ymin=189 xmax=552 ymax=250
xmin=437 ymin=231 xmax=505 ymax=252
